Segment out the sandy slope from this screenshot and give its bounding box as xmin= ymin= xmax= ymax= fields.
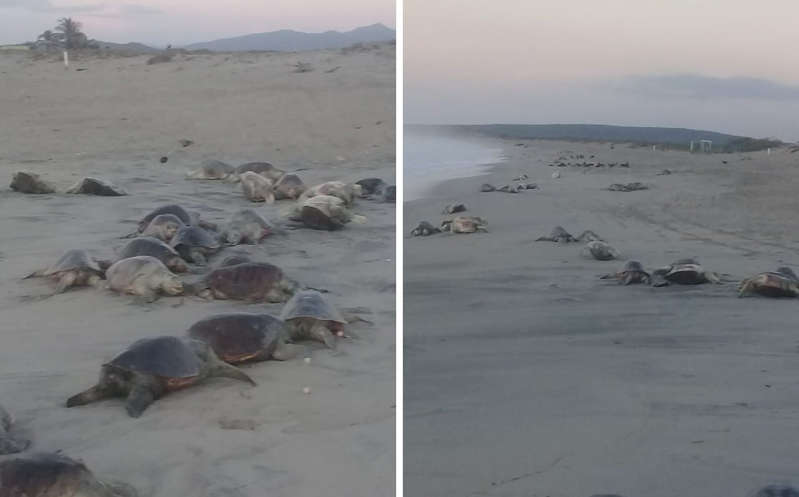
xmin=405 ymin=136 xmax=799 ymax=497
xmin=0 ymin=45 xmax=394 ymax=496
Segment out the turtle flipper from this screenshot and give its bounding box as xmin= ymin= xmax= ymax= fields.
xmin=272 ymin=342 xmax=302 ymax=361
xmin=310 ymin=323 xmax=337 ymax=349
xmin=125 ymin=385 xmax=155 ymax=418
xmin=705 ymin=271 xmax=723 ymax=284
xmin=54 ymin=272 xmax=77 ymax=294
xmin=737 ymin=279 xmax=753 ymax=297
xmin=66 ymin=384 xmax=112 ymax=408
xmin=210 ymin=363 xmax=256 ymax=385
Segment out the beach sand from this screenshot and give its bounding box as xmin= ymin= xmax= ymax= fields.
xmin=405 ymin=135 xmax=799 ymax=496
xmin=0 ymin=45 xmax=394 ymax=496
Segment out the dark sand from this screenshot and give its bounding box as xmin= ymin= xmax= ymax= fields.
xmin=405 ymin=137 xmax=799 ymax=497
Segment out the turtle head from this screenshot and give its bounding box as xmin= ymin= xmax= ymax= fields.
xmin=161 ymin=274 xmax=184 ymax=296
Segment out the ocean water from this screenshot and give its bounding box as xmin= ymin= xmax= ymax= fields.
xmin=404 ymin=131 xmax=504 ymax=201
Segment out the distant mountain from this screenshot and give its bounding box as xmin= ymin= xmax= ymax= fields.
xmin=183 ymin=23 xmax=395 ymax=52
xmin=408 ymin=124 xmax=782 ymax=152
xmin=91 ymin=40 xmax=160 ymax=53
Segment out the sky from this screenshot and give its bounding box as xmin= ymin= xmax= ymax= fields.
xmin=0 ymin=0 xmax=395 ymax=46
xmin=405 ymin=0 xmax=799 ymax=140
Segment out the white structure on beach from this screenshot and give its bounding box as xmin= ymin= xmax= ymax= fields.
xmin=690 ymin=140 xmax=712 ymax=153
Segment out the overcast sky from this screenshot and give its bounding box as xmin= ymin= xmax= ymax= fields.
xmin=0 ymin=0 xmax=395 ymax=46
xmin=405 ymin=0 xmax=799 ymax=140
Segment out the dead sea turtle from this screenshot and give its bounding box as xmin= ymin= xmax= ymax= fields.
xmin=66 ymin=177 xmax=127 ymax=196
xmin=536 ymin=226 xmax=577 ymax=243
xmin=442 ymin=203 xmax=466 ymax=215
xmin=140 ymin=213 xmax=184 ymax=242
xmin=115 ymin=237 xmax=188 ymax=273
xmin=300 ymin=181 xmax=362 ymax=207
xmin=273 ymin=173 xmax=307 ymax=200
xmin=66 ymin=336 xmax=254 ymax=417
xmin=170 ymin=225 xmax=221 ymax=265
xmin=240 ymin=171 xmax=275 ymax=203
xmin=286 ymin=195 xmax=367 ymax=230
xmin=280 ymin=290 xmax=347 ymax=348
xmin=355 ymin=178 xmax=387 ymax=196
xmin=136 ymin=204 xmax=216 ymax=233
xmin=106 ymin=256 xmax=183 ymax=301
xmin=187 ymin=313 xmax=300 ymax=364
xmin=0 ymin=453 xmax=137 ymax=497
xmin=185 ymin=159 xmax=236 ymax=180
xmin=582 ymin=240 xmax=620 ymax=261
xmin=600 ymin=260 xmax=651 ymax=285
xmin=223 ymin=209 xmax=273 ymax=245
xmin=410 ymin=221 xmax=441 ymax=237
xmin=440 ymin=216 xmax=488 ymax=234
xmin=10 ymin=171 xmax=55 ymax=194
xmin=236 ymin=162 xmax=286 ymax=182
xmin=738 ymin=267 xmax=799 ymax=298
xmin=651 ymin=258 xmax=722 ymax=286
xmin=23 ymin=249 xmax=104 ymax=293
xmin=0 ymin=405 xmax=30 ymax=455
xmin=184 ymin=262 xmax=297 ymax=303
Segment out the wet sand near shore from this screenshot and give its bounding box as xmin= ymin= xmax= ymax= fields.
xmin=0 ymin=45 xmax=394 ymax=496
xmin=405 ymin=137 xmax=799 ymax=497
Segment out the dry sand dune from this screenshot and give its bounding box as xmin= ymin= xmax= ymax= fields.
xmin=405 ymin=136 xmax=799 ymax=497
xmin=0 ymin=45 xmax=394 ymax=496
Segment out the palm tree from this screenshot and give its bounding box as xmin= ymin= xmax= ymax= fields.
xmin=37 ymin=30 xmax=54 ymax=42
xmin=55 ymin=17 xmax=86 ymax=49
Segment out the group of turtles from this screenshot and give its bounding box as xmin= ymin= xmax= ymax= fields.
xmin=2 ymin=161 xmax=392 ymax=495
xmin=410 ymin=202 xmax=488 ymax=237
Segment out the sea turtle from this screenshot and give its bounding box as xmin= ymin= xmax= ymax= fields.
xmin=536 ymin=226 xmax=577 ymax=243
xmin=273 ymin=173 xmax=307 ymax=200
xmin=355 ymin=177 xmax=388 ymax=196
xmin=582 ymin=240 xmax=620 ymax=261
xmin=185 ymin=159 xmax=236 ymax=180
xmin=135 ymin=204 xmax=216 ymax=234
xmin=607 ymin=182 xmax=648 ymax=192
xmin=106 ymin=256 xmax=183 ymax=301
xmin=223 ymin=209 xmax=273 ymax=245
xmin=170 ymin=225 xmax=221 ymax=265
xmin=66 ymin=336 xmax=254 ymax=417
xmin=512 ymin=173 xmax=529 ymax=181
xmin=440 ymin=216 xmax=488 ymax=234
xmin=9 ymin=171 xmax=55 ymax=194
xmin=65 ymin=177 xmax=127 ymax=196
xmin=751 ymin=485 xmax=799 ymax=497
xmin=240 ymin=171 xmax=276 ymax=203
xmin=497 ymin=184 xmax=522 ymax=193
xmin=236 ymin=162 xmax=286 ymax=182
xmin=300 ymin=181 xmax=362 ymax=207
xmin=140 ymin=213 xmax=184 ymax=242
xmin=280 ymin=290 xmax=347 ymax=348
xmin=738 ymin=267 xmax=799 ymax=298
xmin=442 ymin=203 xmax=466 ymax=215
xmin=480 ymin=183 xmax=496 ymax=192
xmin=410 ymin=221 xmax=441 ymax=237
xmin=184 ymin=262 xmax=298 ymax=303
xmin=286 ymin=194 xmax=367 ymax=231
xmin=0 ymin=453 xmax=137 ymax=497
xmin=651 ymin=258 xmax=722 ymax=286
xmin=114 ymin=237 xmax=188 ymax=273
xmin=600 ymin=260 xmax=651 ymax=285
xmin=23 ymin=249 xmax=104 ymax=294
xmin=0 ymin=405 xmax=30 ymax=455
xmin=186 ymin=313 xmax=300 ymax=364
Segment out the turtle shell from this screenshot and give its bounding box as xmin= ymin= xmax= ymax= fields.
xmin=776 ymin=266 xmax=798 ymax=280
xmin=171 ymin=225 xmax=221 ymax=251
xmin=355 ymin=177 xmax=387 ymax=195
xmin=187 ymin=313 xmax=286 ymax=363
xmin=138 ymin=204 xmax=192 ymax=232
xmin=236 ymin=162 xmax=277 ymax=175
xmin=280 ymin=290 xmax=346 ymax=324
xmin=274 ymin=174 xmax=306 ymax=199
xmin=45 ymin=249 xmax=102 ymax=276
xmin=66 ymin=177 xmax=127 ymax=196
xmin=203 ymin=262 xmax=285 ymax=300
xmin=106 ymin=336 xmax=202 ymax=379
xmin=200 ymin=160 xmax=235 ymax=176
xmin=0 ymin=453 xmax=102 ymax=496
xmin=119 ymin=237 xmax=182 ymax=263
xmin=665 ymin=262 xmax=704 ymax=284
xmin=748 ymin=272 xmax=799 ymax=297
xmin=623 ymin=260 xmax=646 ymax=273
xmin=228 ymin=209 xmax=272 ymax=234
xmin=218 ymin=254 xmax=252 ymax=267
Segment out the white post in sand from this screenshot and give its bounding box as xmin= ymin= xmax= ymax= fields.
xmin=768 ymin=148 xmax=771 ymax=155
xmin=63 ymin=50 xmax=69 ymax=69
